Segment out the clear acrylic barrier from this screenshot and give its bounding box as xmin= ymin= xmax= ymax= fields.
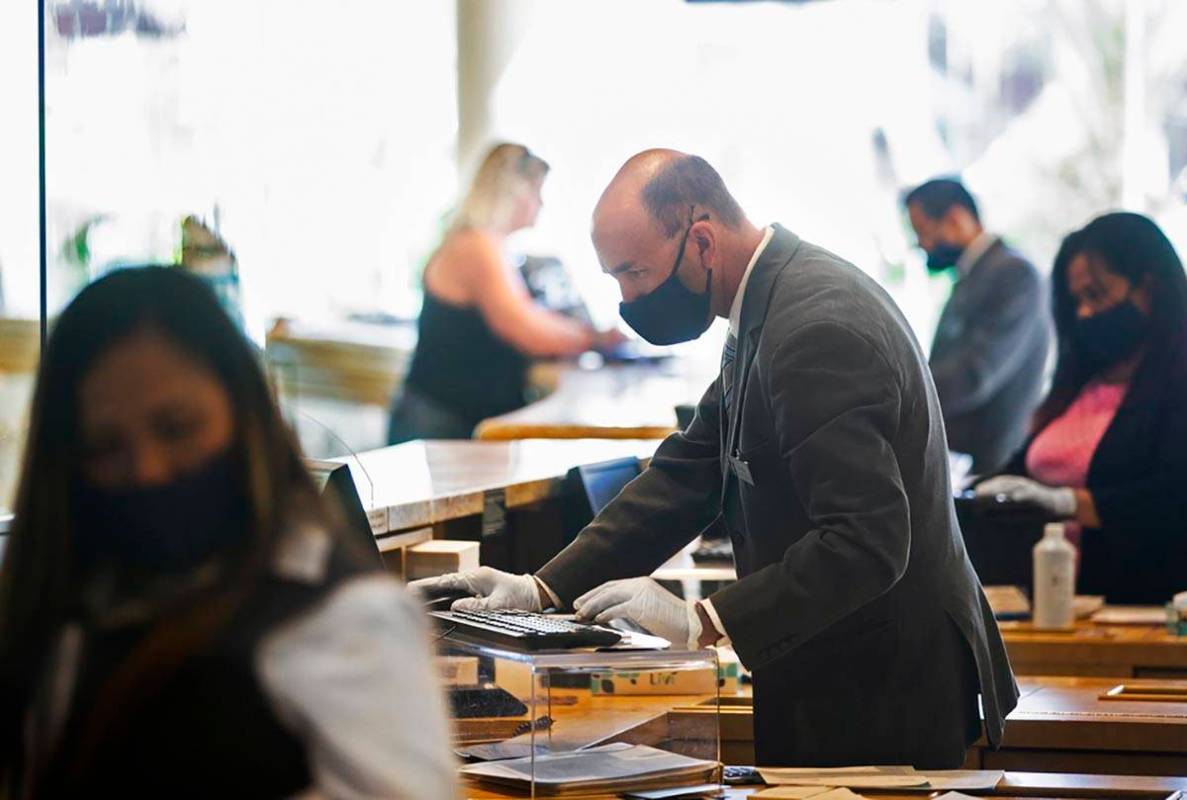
xmin=437 ymin=634 xmax=723 ymax=797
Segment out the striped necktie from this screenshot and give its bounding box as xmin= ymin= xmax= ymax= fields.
xmin=721 ymin=331 xmax=738 ymax=409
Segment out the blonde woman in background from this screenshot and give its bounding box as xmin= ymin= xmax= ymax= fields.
xmin=388 ymin=143 xmax=614 ymax=443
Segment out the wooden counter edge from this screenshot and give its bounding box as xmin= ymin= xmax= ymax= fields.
xmin=461 ymin=770 xmax=1187 ymax=799
xmin=474 ymin=422 xmax=676 ymax=441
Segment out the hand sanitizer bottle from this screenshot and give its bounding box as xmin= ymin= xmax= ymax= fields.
xmin=1033 ymin=523 xmax=1076 ymax=630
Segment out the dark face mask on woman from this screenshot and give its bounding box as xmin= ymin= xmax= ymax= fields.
xmin=73 ymin=448 xmax=251 ymax=574
xmin=1075 ymin=298 xmax=1151 ymax=371
xmin=618 ymin=214 xmax=713 ymax=345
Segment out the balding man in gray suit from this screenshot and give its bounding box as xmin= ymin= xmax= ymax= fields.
xmin=414 ymin=151 xmax=1018 ymax=768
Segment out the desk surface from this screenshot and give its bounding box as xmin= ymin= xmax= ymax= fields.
xmin=668 ymin=676 xmax=1187 ymax=776
xmin=266 ymin=318 xmax=417 ymax=406
xmin=997 ymin=675 xmax=1187 ymax=752
xmin=458 ymin=680 xmax=1187 ymax=798
xmin=335 ymin=438 xmax=662 ymax=534
xmin=464 ymin=770 xmax=1187 ymax=799
xmin=692 ymin=675 xmax=1187 ymax=757
xmin=476 ymin=359 xmax=716 ymax=440
xmin=1000 ymin=620 xmax=1187 ymax=678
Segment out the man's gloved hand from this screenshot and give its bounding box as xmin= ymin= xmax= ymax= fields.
xmin=975 ymin=475 xmax=1077 ymax=520
xmin=573 ymin=577 xmax=700 ymax=649
xmin=407 ymin=567 xmax=544 ymax=612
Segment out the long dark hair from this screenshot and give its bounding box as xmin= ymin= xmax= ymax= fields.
xmin=0 ymin=266 xmax=327 ymax=777
xmin=1035 ymin=212 xmax=1187 ymax=429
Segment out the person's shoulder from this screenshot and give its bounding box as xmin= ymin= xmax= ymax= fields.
xmin=770 ymin=239 xmax=899 ymax=333
xmin=323 ymin=574 xmax=421 ymax=633
xmin=984 ymin=239 xmax=1040 ymax=280
xmin=446 ymin=227 xmax=501 ymax=261
xmin=264 ymin=571 xmax=425 ymax=655
xmin=775 ymin=239 xmax=869 ymax=300
xmin=446 ymin=228 xmax=513 ymax=285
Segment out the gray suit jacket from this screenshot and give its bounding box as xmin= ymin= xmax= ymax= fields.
xmin=930 ymin=240 xmax=1049 ymax=473
xmin=538 ymin=226 xmax=1018 ymax=767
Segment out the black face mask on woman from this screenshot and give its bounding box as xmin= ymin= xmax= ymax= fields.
xmin=618 ymin=214 xmax=713 ymax=345
xmin=1075 ymin=298 xmax=1151 ymax=371
xmin=73 ymin=449 xmax=251 ymax=574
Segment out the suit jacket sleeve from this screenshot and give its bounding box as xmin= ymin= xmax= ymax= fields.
xmin=709 ymin=321 xmax=909 ymax=669
xmin=534 ymin=375 xmax=725 ymax=605
xmin=930 ymin=259 xmax=1044 ymax=416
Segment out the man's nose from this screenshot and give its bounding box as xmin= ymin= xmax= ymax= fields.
xmin=618 ymin=282 xmax=642 ymax=304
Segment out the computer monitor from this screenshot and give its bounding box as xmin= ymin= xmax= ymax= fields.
xmin=564 ymin=456 xmax=641 ymax=543
xmin=0 ymin=514 xmax=9 ymax=568
xmin=304 ymin=459 xmax=383 ymax=566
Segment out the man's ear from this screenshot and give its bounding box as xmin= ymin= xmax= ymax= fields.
xmin=937 ymin=207 xmax=962 ymax=242
xmin=690 ymin=220 xmax=717 ymax=272
xmin=943 ymin=205 xmax=979 ymax=241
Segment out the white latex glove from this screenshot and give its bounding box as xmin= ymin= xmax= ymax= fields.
xmin=407 ymin=567 xmax=543 ymax=612
xmin=573 ymin=577 xmax=701 ymax=650
xmin=975 ymin=475 xmax=1077 ymax=519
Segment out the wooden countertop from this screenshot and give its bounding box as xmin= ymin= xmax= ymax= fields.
xmin=266 ymin=318 xmax=416 ymax=406
xmin=1000 ymin=620 xmax=1187 ymax=678
xmin=0 ymin=318 xmax=38 ymax=373
xmin=475 ymin=358 xmax=717 ymax=440
xmin=667 ymin=676 xmax=1187 ymax=775
xmin=457 ymin=681 xmax=1187 ymax=798
xmin=333 ymin=438 xmax=662 ymax=535
xmin=706 ymin=675 xmax=1187 ymax=753
xmin=266 ymin=317 xmax=719 ymax=440
xmin=997 ymin=675 xmax=1187 ymax=753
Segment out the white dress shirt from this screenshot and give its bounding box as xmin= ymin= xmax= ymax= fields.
xmin=703 ymin=225 xmax=775 ymax=646
xmin=729 ymin=226 xmax=775 ymax=335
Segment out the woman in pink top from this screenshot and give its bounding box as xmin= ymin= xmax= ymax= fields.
xmin=976 ymin=212 xmax=1187 ymax=604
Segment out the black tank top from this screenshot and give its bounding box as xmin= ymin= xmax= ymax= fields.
xmin=403 ymin=291 xmax=529 ymax=427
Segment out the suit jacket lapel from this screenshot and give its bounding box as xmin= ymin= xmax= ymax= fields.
xmin=723 ymin=225 xmax=801 ymax=467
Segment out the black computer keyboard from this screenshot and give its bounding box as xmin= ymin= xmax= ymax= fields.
xmin=430 ymin=609 xmax=623 ymax=651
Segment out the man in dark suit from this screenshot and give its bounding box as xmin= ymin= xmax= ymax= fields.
xmin=412 ymin=151 xmax=1018 ymax=768
xmin=905 ymin=179 xmax=1049 ymax=474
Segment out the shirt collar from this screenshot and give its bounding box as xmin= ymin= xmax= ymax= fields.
xmin=729 ymin=226 xmax=774 ymax=335
xmin=956 ymin=230 xmax=998 ymax=277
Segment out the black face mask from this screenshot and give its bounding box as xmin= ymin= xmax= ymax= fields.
xmin=619 ymin=214 xmax=713 ymax=345
xmin=73 ymin=449 xmax=251 ymax=574
xmin=1075 ymin=298 xmax=1151 ymax=372
xmin=925 ymin=241 xmax=965 ymax=273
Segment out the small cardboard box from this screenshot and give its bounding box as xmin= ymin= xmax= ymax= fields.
xmin=590 ymin=652 xmax=740 ymax=696
xmin=405 ymin=540 xmax=481 ymax=581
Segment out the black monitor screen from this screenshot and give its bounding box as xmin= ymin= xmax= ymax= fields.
xmin=304 ymin=459 xmax=383 ymax=566
xmin=575 ymin=457 xmax=641 ymax=516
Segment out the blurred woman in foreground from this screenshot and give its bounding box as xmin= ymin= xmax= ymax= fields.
xmin=0 ymin=267 xmax=456 ymax=798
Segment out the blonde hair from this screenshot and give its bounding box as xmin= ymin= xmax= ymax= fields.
xmin=452 ymin=143 xmax=550 ymax=232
